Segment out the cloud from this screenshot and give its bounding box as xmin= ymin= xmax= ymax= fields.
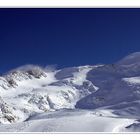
xmin=45 ymin=64 xmax=58 ymax=72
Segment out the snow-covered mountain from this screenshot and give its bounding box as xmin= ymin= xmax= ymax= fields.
xmin=0 ymin=65 xmax=99 ymax=124
xmin=1 ymin=52 xmax=140 ymax=132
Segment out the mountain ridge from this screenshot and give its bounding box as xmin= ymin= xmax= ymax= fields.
xmin=0 ymin=52 xmax=140 ymax=132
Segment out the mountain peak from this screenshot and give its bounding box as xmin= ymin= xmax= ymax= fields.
xmin=117 ymin=52 xmax=140 ymax=65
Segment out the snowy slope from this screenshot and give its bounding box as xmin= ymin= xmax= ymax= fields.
xmin=76 ymin=53 xmax=140 ymax=113
xmin=0 ymin=109 xmax=135 ymax=132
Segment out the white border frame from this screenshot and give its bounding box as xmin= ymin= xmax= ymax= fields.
xmin=0 ymin=0 xmax=140 ymax=7
xmin=0 ymin=0 xmax=140 ymax=139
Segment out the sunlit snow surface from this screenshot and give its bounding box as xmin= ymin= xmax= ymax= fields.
xmin=0 ymin=109 xmax=135 ymax=132
xmin=1 ymin=53 xmax=140 ymax=132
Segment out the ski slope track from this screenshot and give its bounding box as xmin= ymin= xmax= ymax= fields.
xmin=1 ymin=53 xmax=140 ymax=132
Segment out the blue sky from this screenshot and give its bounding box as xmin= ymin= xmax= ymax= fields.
xmin=0 ymin=8 xmax=140 ymax=73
